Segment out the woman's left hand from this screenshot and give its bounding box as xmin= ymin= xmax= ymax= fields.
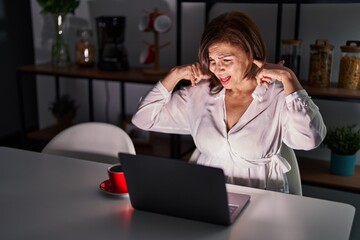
xmin=253 ymin=59 xmax=303 ymax=95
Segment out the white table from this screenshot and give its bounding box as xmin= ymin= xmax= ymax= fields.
xmin=0 ymin=147 xmax=355 ymax=240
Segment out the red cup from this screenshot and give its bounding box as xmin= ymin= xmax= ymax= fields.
xmin=140 ymin=45 xmax=155 ymax=64
xmin=107 ymin=164 xmax=128 ymax=193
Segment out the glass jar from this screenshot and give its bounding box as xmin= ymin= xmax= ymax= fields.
xmin=308 ymin=39 xmax=334 ymax=88
xmin=75 ymin=29 xmax=95 ymax=67
xmin=280 ymin=39 xmax=302 ymax=76
xmin=338 ymin=40 xmax=360 ymax=90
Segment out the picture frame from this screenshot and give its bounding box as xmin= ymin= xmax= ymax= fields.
xmin=122 ymin=119 xmax=154 ymax=146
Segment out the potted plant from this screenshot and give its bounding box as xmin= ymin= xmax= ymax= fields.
xmin=36 ymin=0 xmax=80 ymax=14
xmin=49 ymin=94 xmax=78 ymax=130
xmin=322 ymin=124 xmax=360 ymax=176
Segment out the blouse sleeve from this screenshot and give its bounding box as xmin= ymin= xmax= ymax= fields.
xmin=283 ymin=89 xmax=327 ymax=150
xmin=131 ymin=81 xmax=192 ymax=135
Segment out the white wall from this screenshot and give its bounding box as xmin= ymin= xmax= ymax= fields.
xmin=30 ymin=1 xmax=360 ymax=163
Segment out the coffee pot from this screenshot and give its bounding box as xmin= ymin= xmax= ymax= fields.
xmin=96 ymin=16 xmax=129 ymax=71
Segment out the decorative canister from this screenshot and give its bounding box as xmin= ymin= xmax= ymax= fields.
xmin=75 ymin=29 xmax=96 ymax=67
xmin=280 ymin=39 xmax=303 ymax=76
xmin=308 ymin=39 xmax=334 ymax=88
xmin=338 ymin=40 xmax=360 ymax=90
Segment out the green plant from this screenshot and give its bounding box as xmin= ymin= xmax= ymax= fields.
xmin=37 ymin=0 xmax=80 ymax=14
xmin=49 ymin=94 xmax=78 ymax=117
xmin=322 ymin=124 xmax=360 ymax=155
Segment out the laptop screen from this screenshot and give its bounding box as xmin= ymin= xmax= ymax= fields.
xmin=118 ymin=152 xmax=250 ymax=225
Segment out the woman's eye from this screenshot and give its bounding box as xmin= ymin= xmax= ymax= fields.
xmin=223 ymin=59 xmax=231 ymax=63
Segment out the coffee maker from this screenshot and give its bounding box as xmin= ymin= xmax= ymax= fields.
xmin=96 ymin=16 xmax=129 ymax=71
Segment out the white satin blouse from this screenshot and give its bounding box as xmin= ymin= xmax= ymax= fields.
xmin=132 ymin=80 xmax=326 ymax=192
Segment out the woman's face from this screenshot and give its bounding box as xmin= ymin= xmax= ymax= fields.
xmin=208 ymin=42 xmax=251 ymax=89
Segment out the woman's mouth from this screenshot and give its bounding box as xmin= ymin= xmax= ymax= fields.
xmin=219 ymin=76 xmax=231 ymax=85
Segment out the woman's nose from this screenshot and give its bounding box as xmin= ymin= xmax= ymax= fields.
xmin=213 ymin=62 xmax=224 ymax=74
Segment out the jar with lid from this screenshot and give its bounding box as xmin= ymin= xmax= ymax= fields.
xmin=75 ymin=29 xmax=95 ymax=67
xmin=338 ymin=40 xmax=360 ymax=90
xmin=280 ymin=39 xmax=302 ymax=76
xmin=308 ymin=39 xmax=334 ymax=88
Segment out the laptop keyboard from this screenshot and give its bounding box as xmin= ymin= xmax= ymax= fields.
xmin=228 ymin=204 xmax=239 ymax=215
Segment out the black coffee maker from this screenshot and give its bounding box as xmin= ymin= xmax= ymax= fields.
xmin=96 ymin=16 xmax=129 ymax=71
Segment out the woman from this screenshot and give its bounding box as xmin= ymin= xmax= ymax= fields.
xmin=132 ymin=11 xmax=326 ymax=193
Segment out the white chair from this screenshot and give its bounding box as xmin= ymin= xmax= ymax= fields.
xmin=42 ymin=122 xmax=136 ymax=164
xmin=280 ymin=144 xmax=302 ymax=196
xmin=189 ymin=144 xmax=302 ymax=196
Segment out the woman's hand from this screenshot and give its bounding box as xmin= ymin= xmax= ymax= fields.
xmin=161 ymin=63 xmax=211 ymax=91
xmin=253 ymin=59 xmax=303 ymax=95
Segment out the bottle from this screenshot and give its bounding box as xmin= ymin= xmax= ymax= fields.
xmin=308 ymin=39 xmax=334 ymax=88
xmin=75 ymin=29 xmax=95 ymax=67
xmin=280 ymin=39 xmax=302 ymax=77
xmin=338 ymin=40 xmax=360 ymax=90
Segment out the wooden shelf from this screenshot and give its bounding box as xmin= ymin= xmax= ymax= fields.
xmin=17 ymin=64 xmax=171 ymax=153
xmin=17 ymin=64 xmax=165 ymax=84
xmin=298 ymin=157 xmax=360 ymax=193
xmin=302 ymin=82 xmax=360 ymax=101
xmin=26 ymin=124 xmax=70 ymax=142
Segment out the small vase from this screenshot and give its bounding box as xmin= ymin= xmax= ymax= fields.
xmin=330 ymin=152 xmax=356 ymax=176
xmin=52 ymin=14 xmax=70 ymax=67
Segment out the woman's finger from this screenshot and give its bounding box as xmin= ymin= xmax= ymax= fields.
xmin=194 ymin=64 xmax=211 ymax=85
xmin=189 ymin=66 xmax=197 ymax=86
xmin=277 ymin=60 xmax=285 ymax=66
xmin=257 ymin=75 xmax=272 ymax=88
xmin=253 ymin=59 xmax=265 ymax=69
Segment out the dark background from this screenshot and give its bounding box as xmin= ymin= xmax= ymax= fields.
xmin=0 ymin=0 xmax=38 ymax=148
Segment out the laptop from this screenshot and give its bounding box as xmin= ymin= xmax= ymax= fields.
xmin=118 ymin=152 xmax=250 ymax=225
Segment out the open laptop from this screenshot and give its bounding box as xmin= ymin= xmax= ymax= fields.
xmin=118 ymin=152 xmax=250 ymax=225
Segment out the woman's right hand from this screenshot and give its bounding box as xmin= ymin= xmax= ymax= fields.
xmin=161 ymin=63 xmax=211 ymax=91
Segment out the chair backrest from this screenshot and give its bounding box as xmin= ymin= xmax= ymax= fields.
xmin=42 ymin=122 xmax=136 ymax=164
xmin=280 ymin=144 xmax=302 ymax=195
xmin=189 ymin=144 xmax=302 ymax=196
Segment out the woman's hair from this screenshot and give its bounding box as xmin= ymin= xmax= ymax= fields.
xmin=198 ymin=11 xmax=267 ymax=94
